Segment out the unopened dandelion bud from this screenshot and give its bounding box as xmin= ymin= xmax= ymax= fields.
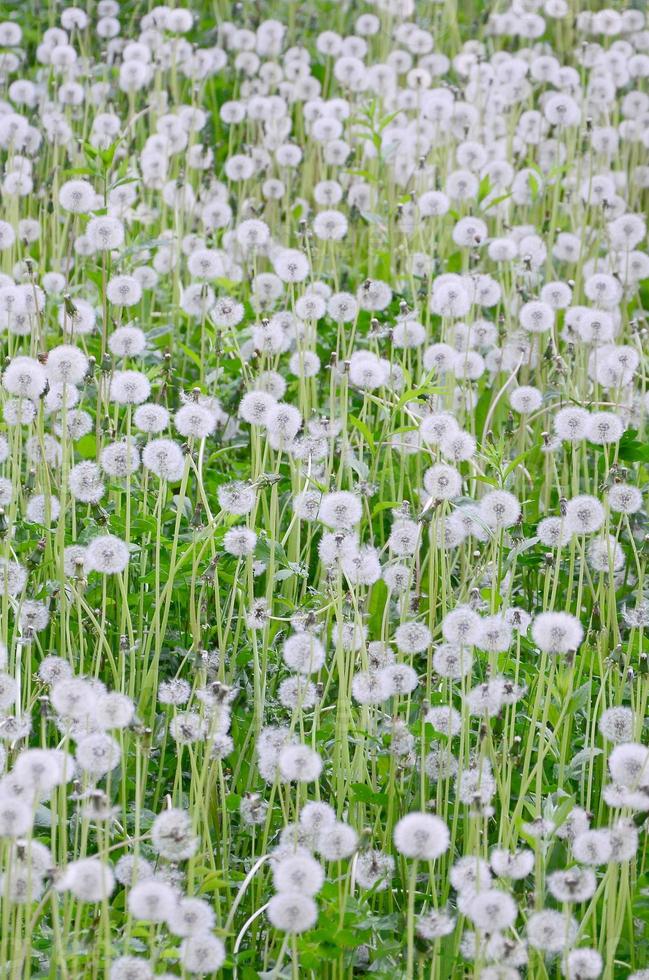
xmin=27 ymin=539 xmax=46 ymax=569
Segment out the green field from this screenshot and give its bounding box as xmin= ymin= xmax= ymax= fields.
xmin=0 ymin=1 xmax=647 ymax=977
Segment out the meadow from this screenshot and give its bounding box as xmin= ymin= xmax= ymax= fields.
xmin=0 ymin=0 xmax=647 ymax=977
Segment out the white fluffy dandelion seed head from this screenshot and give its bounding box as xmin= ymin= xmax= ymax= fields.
xmin=554 ymin=406 xmax=590 ymax=442
xmin=300 ymin=801 xmax=336 ymax=837
xmin=58 ymin=179 xmax=96 ymax=213
xmin=531 ymin=611 xmax=583 ymax=654
xmin=319 ymin=490 xmax=362 ymax=528
xmin=519 ymin=300 xmax=554 ymax=333
xmin=278 ymin=676 xmax=318 ymax=710
xmin=0 ymin=790 xmax=35 ymax=837
xmin=87 ymin=216 xmax=124 ymax=251
xmin=174 ymin=403 xmax=217 ymax=439
xmin=562 ymin=948 xmax=603 ymax=980
xmin=316 ymin=822 xmax=358 ymax=861
xmin=59 ymin=858 xmax=115 ymax=903
xmin=278 ymin=744 xmax=323 ymax=783
xmin=449 ymin=855 xmax=492 ymax=894
xmin=420 ymin=412 xmax=459 ymax=446
xmin=110 ymin=370 xmax=151 ymax=405
xmin=127 ymin=879 xmax=177 ymax=922
xmin=38 ymin=656 xmax=73 ymax=686
xmin=3 ymin=356 xmax=47 ymax=400
xmin=212 ymin=295 xmax=244 ymax=328
xmin=313 ymin=209 xmax=348 ymax=241
xmin=282 ymin=632 xmax=326 ymax=675
xmin=442 ymin=605 xmax=481 ymax=646
xmin=526 ymin=909 xmax=577 ymax=953
xmin=479 ymin=490 xmax=521 ymax=530
xmin=108 ymin=326 xmax=146 ymax=358
xmin=490 ymin=848 xmax=534 ymax=880
xmin=380 ymin=663 xmax=419 ymax=696
xmin=537 ymin=517 xmax=571 ymax=548
xmin=85 ymin=535 xmax=129 ymax=575
xmin=555 ymin=806 xmax=591 ymax=842
xmin=327 ymin=291 xmax=358 ymax=323
xmin=266 ymin=402 xmax=302 ymax=442
xmin=75 ymin=733 xmax=121 ymax=778
xmin=423 ymin=743 xmax=458 ymax=782
xmin=432 ymin=644 xmax=473 ymax=679
xmin=587 ymin=535 xmax=625 ymax=573
xmin=510 ymin=385 xmax=543 ymax=414
xmin=394 ymin=621 xmax=431 ymax=654
xmin=158 ymin=679 xmax=191 ymax=707
xmin=586 ymin=411 xmax=624 ymax=445
xmin=26 ymin=494 xmax=61 ymax=526
xmin=416 ymin=910 xmax=456 ymax=941
xmin=572 ymin=828 xmax=613 ymax=865
xmin=598 ymin=706 xmax=634 ymax=744
xmin=0 ymin=671 xmax=17 ymax=711
xmin=45 ymin=344 xmax=88 ymax=384
xmin=607 ymin=483 xmax=642 ymax=515
xmin=0 ymin=558 xmax=28 ymax=597
xmin=351 ymin=670 xmax=390 ymax=706
xmin=68 ymin=461 xmax=105 ymax=504
xmin=223 ymin=526 xmax=257 ymax=558
xmin=133 ymin=404 xmax=170 ymax=434
xmin=464 ymin=681 xmax=503 ymax=718
xmin=423 ymin=464 xmax=462 ymax=501
xmin=348 ymin=351 xmax=389 ymax=391
xmin=95 ymin=692 xmax=135 ymax=730
xmin=273 ymin=852 xmax=324 ymax=895
xmin=108 ymin=956 xmax=154 ymax=980
xmin=564 ymin=494 xmax=605 ymax=535
xmin=393 ymin=813 xmax=450 ymax=860
xmin=166 ymin=896 xmax=215 ymax=937
xmin=50 ymin=678 xmax=99 ymax=721
xmin=179 ymin=934 xmax=226 ymax=974
xmin=169 ymin=712 xmax=207 ymax=745
xmin=142 ymin=439 xmax=185 ymax=482
xmin=608 ymin=743 xmax=649 ymax=788
xmin=476 ymin=615 xmax=513 ymax=653
xmin=382 ymin=563 xmax=412 ymax=594
xmin=289 ymin=350 xmax=321 ymax=378
xmin=267 ymin=891 xmax=318 ymax=933
xmin=17 ymin=601 xmax=50 ymax=635
xmin=217 ymin=480 xmax=255 ymax=515
xmin=355 ymin=849 xmax=395 ymax=892
xmin=440 ymin=430 xmax=476 ymax=462
xmin=466 ymin=888 xmax=517 ymax=931
xmin=547 ymin=867 xmax=596 ymax=903
xmin=101 ymin=440 xmax=141 ymax=477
